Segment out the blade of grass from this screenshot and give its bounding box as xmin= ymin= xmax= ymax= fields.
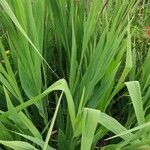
xmin=43 ymin=92 xmax=63 ymax=150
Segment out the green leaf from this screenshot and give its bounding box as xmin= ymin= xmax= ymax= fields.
xmin=125 ymin=81 xmax=145 ymax=125
xmin=0 ymin=140 xmax=38 ymax=150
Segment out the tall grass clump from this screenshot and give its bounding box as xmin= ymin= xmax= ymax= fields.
xmin=0 ymin=0 xmax=150 ymax=150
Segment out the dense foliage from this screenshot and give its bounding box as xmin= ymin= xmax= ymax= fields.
xmin=0 ymin=0 xmax=150 ymax=149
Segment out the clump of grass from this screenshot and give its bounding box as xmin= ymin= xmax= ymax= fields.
xmin=0 ymin=0 xmax=150 ymax=150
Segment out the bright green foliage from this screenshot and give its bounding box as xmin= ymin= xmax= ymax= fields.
xmin=0 ymin=0 xmax=150 ymax=150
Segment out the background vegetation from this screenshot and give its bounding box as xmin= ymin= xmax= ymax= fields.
xmin=0 ymin=0 xmax=150 ymax=149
